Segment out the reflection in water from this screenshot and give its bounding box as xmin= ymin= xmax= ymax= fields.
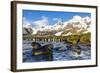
xmin=23 ymin=40 xmax=91 ymax=62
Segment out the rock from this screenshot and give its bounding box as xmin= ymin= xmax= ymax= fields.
xmin=72 ymin=45 xmax=81 ymax=55
xmin=66 ymin=43 xmax=81 ymax=55
xmin=58 ymin=46 xmax=67 ymax=51
xmin=66 ymin=44 xmax=72 ymax=50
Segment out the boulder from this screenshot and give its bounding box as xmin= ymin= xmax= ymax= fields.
xmin=54 ymin=46 xmax=66 ymax=52
xmin=72 ymin=45 xmax=81 ymax=55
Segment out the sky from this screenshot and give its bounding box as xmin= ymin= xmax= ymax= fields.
xmin=23 ymin=10 xmax=91 ymax=26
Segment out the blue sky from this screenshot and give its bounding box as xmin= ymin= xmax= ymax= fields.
xmin=23 ymin=10 xmax=91 ymax=25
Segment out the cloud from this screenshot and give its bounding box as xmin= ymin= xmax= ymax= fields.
xmin=69 ymin=15 xmax=82 ymax=23
xmin=53 ymin=18 xmax=62 ymax=22
xmin=67 ymin=15 xmax=91 ymax=29
xmin=23 ymin=17 xmax=29 ymax=25
xmin=23 ymin=17 xmax=32 ymax=27
xmin=32 ymin=16 xmax=49 ymax=30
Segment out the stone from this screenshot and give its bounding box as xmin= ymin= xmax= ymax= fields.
xmin=66 ymin=44 xmax=72 ymax=50
xmin=72 ymin=45 xmax=81 ymax=55
xmin=58 ymin=46 xmax=67 ymax=51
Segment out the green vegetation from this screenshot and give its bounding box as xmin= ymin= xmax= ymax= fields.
xmin=80 ymin=33 xmax=91 ymax=44
xmin=67 ymin=35 xmax=79 ymax=45
xmin=66 ymin=32 xmax=91 ymax=45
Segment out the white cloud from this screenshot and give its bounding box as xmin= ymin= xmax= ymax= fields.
xmin=67 ymin=15 xmax=91 ymax=29
xmin=53 ymin=18 xmax=62 ymax=24
xmin=53 ymin=18 xmax=61 ymax=21
xmin=23 ymin=17 xmax=32 ymax=28
xmin=69 ymin=15 xmax=82 ymax=23
xmin=23 ymin=17 xmax=28 ymax=25
xmin=32 ymin=16 xmax=49 ymax=30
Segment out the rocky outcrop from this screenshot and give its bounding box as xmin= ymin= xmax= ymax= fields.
xmin=72 ymin=45 xmax=81 ymax=55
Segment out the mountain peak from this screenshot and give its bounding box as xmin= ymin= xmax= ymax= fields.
xmin=23 ymin=15 xmax=91 ymax=36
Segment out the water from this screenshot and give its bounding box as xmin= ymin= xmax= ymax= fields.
xmin=23 ymin=40 xmax=91 ymax=62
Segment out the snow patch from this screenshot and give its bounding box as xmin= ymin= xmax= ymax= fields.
xmin=54 ymin=31 xmax=63 ymax=36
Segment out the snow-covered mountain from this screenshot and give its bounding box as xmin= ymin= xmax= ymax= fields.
xmin=23 ymin=23 xmax=33 ymax=35
xmin=60 ymin=15 xmax=91 ymax=36
xmin=23 ymin=15 xmax=91 ymax=36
